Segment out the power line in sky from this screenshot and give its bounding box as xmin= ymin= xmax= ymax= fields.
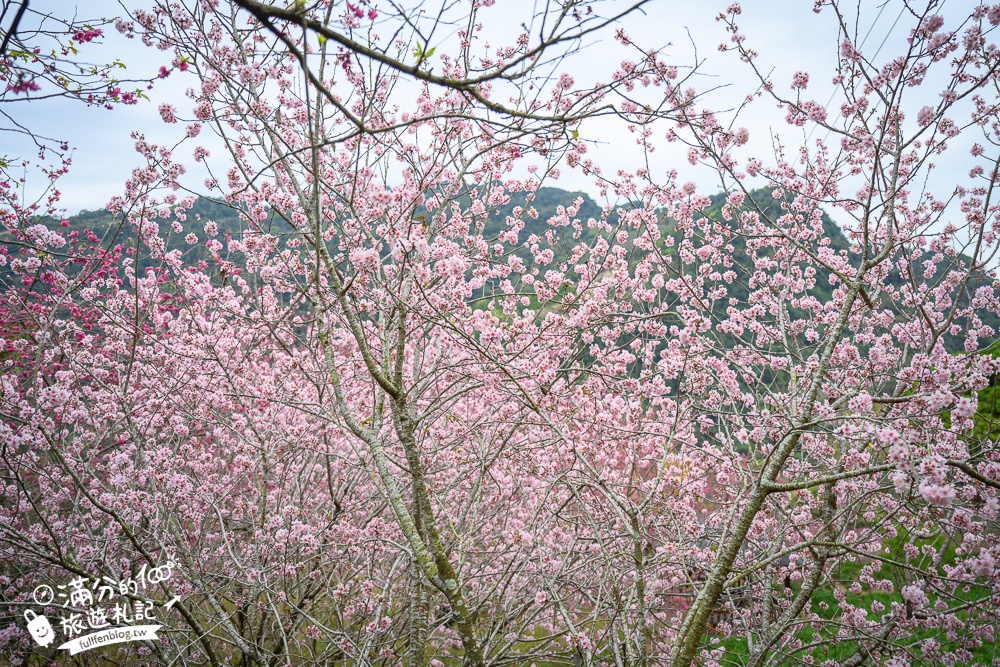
xmin=807 ymin=2 xmax=910 ymax=144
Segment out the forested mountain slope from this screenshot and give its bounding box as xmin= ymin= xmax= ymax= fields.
xmin=22 ymin=186 xmax=998 ymax=353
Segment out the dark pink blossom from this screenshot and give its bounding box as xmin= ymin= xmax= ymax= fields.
xmin=72 ymin=28 xmax=103 ymax=43
xmin=6 ymin=79 xmax=41 ymax=94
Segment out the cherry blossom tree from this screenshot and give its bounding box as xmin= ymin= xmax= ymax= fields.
xmin=1 ymin=0 xmax=161 ymax=171
xmin=5 ymin=1 xmax=1000 ymax=667
xmin=1 ymin=0 xmax=163 ymax=371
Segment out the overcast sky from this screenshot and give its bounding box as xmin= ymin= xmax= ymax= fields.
xmin=2 ymin=0 xmax=979 ymax=214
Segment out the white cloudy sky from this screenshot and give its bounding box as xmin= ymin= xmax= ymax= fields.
xmin=2 ymin=0 xmax=979 ymax=213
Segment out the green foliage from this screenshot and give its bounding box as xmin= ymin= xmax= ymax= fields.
xmin=973 ymin=347 xmax=1000 ymax=447
xmin=46 ymin=188 xmax=1000 ymax=360
xmin=52 ymin=197 xmax=280 ymax=283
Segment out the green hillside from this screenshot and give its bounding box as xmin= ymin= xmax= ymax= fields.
xmin=16 ymin=187 xmax=997 ymax=355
